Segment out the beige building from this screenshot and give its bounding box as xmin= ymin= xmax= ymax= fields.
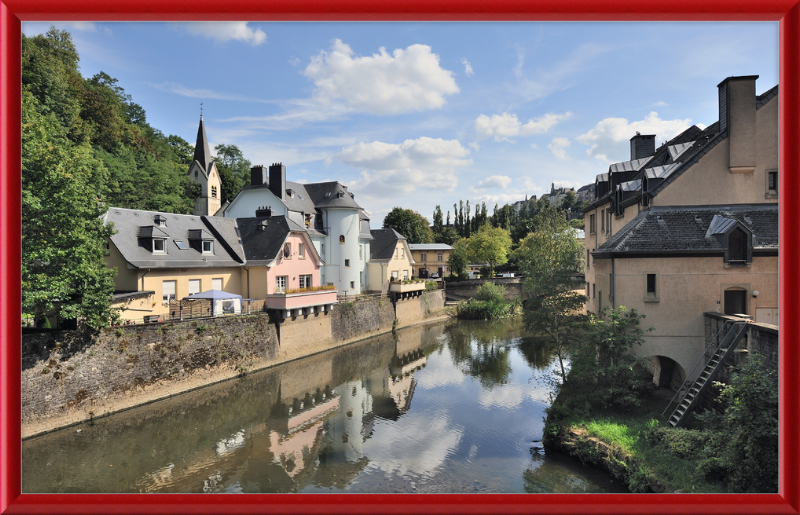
xmin=408 ymin=243 xmax=451 ymax=278
xmin=366 ymin=229 xmax=416 ymax=293
xmin=582 ymin=75 xmax=779 ymax=388
xmin=187 ymin=115 xmax=222 ymax=216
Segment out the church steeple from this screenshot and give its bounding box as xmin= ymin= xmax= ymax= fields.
xmin=193 ymin=113 xmax=212 ymax=175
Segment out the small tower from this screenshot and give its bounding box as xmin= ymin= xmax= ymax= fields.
xmin=187 ymin=112 xmax=222 ymax=216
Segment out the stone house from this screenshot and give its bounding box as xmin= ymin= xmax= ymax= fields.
xmin=582 ymin=75 xmax=779 ymax=388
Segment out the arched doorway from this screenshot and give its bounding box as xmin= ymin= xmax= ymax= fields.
xmin=652 ymin=355 xmax=686 ymax=390
xmin=724 ymin=287 xmax=747 ymax=315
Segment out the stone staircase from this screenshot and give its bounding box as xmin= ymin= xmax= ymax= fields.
xmin=665 ymin=321 xmax=748 ymax=428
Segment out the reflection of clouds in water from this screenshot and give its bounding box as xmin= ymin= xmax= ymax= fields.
xmin=415 ymin=347 xmax=464 ymax=388
xmin=214 ymin=430 xmax=245 ymax=457
xmin=365 ymin=414 xmax=462 ymax=478
xmin=477 ymin=383 xmax=553 ymax=409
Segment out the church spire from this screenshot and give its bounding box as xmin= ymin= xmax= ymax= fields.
xmin=192 ymin=111 xmax=212 ymax=174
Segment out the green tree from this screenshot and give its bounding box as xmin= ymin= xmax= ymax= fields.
xmin=214 ymin=143 xmax=251 ymax=203
xmin=432 ymin=205 xmax=444 ymax=235
xmin=383 ymin=207 xmax=434 ymax=244
xmin=167 ymin=135 xmax=194 ymax=166
xmin=465 ymin=224 xmax=512 ymax=277
xmin=514 ymin=207 xmax=585 ymax=381
xmin=436 ymin=226 xmax=460 ymax=245
xmin=447 ymin=238 xmax=469 ymax=279
xmin=22 ymin=89 xmax=118 ymax=329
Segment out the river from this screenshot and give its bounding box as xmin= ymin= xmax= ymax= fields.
xmin=22 ymin=318 xmax=627 ymax=493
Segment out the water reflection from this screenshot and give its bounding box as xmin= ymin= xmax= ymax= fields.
xmin=22 ymin=320 xmax=626 ymax=494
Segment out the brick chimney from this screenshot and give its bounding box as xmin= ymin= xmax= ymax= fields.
xmin=269 ymin=163 xmax=286 ymax=200
xmin=630 ymin=132 xmax=656 ymax=161
xmin=718 ymin=75 xmax=758 ymax=173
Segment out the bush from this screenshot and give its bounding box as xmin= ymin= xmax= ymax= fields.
xmin=425 ymin=281 xmax=438 ymax=291
xmin=474 ymin=281 xmax=507 ymax=302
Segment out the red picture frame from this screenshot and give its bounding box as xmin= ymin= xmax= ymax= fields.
xmin=1 ymin=1 xmax=798 ymax=513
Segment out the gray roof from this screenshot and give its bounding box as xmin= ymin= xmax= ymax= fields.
xmin=408 ymin=244 xmax=452 ymax=251
xmin=757 ymin=85 xmax=779 ymax=109
xmin=370 ymin=228 xmax=406 ymax=261
xmin=237 ymin=216 xmax=319 ymax=266
xmin=608 ymin=157 xmax=651 ymax=174
xmin=303 ymin=182 xmax=363 ymax=210
xmin=104 ymin=208 xmax=245 ymax=268
xmin=593 ymin=204 xmax=778 ymax=257
xmin=191 ymin=117 xmax=213 ymax=177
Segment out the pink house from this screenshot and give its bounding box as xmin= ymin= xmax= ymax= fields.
xmin=239 ymin=216 xmax=337 ymax=319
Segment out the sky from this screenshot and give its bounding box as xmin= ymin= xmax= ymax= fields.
xmin=22 ymin=21 xmax=779 ymax=225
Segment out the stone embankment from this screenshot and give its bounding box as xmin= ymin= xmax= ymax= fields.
xmin=21 ymin=290 xmax=448 ymax=438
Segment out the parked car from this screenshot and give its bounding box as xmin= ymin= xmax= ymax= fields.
xmin=431 ymin=273 xmax=439 ymax=278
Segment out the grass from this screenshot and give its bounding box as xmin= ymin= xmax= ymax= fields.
xmin=548 ymin=388 xmax=724 ymax=493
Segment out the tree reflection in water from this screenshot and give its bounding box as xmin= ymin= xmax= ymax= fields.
xmin=444 ymin=321 xmax=514 ymax=388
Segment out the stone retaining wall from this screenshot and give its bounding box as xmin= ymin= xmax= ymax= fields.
xmin=21 ymin=290 xmax=448 ymax=436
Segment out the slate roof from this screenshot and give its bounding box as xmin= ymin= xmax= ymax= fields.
xmin=408 ymin=244 xmax=452 ymax=251
xmin=104 ymin=208 xmax=245 ymax=268
xmin=192 ymin=117 xmax=213 ymax=177
xmin=757 ymin=85 xmax=779 ymax=109
xmin=359 ymin=211 xmax=374 ymax=240
xmin=593 ymin=204 xmax=778 ymax=257
xmin=370 ymin=228 xmax=406 ymax=261
xmin=303 ymin=182 xmax=363 ymax=210
xmin=237 ymin=216 xmax=320 ymax=266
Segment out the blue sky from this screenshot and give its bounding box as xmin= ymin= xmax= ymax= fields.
xmin=23 ymin=21 xmax=778 ymax=224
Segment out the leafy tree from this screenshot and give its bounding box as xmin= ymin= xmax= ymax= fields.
xmin=514 ymin=207 xmax=586 ymax=381
xmin=435 ymin=226 xmax=460 ymax=245
xmin=22 ymin=89 xmax=118 ymax=329
xmin=214 ymin=143 xmax=251 ymax=203
xmin=464 ymin=200 xmax=471 ymax=238
xmin=465 ymin=223 xmax=512 ymax=277
xmin=474 ymin=282 xmax=507 ymax=302
xmin=447 ymin=238 xmax=469 ymax=279
xmin=167 ymin=134 xmax=194 ymax=166
xmin=432 ymin=205 xmax=444 ymax=235
xmin=383 ymin=207 xmax=434 ymax=244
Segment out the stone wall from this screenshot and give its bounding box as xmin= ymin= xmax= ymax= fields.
xmin=445 ymin=278 xmax=526 ymax=301
xmin=22 ymin=290 xmax=448 ymax=436
xmin=22 ymin=314 xmax=279 ymax=428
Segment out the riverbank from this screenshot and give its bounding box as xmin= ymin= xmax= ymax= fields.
xmin=22 ymin=291 xmax=449 ymax=439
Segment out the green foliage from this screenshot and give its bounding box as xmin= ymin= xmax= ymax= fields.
xmin=21 ymin=88 xmax=120 ymax=329
xmin=456 ymin=299 xmax=516 ymax=320
xmin=432 ymin=205 xmax=444 ymax=235
xmin=464 ymin=224 xmax=512 ymax=276
xmin=214 ymin=143 xmax=251 ymax=203
xmin=444 ymin=322 xmax=512 ymax=387
xmin=435 ymin=226 xmax=460 ymax=245
xmin=425 ymin=281 xmax=438 ymax=291
xmin=447 ymin=238 xmax=469 ymax=278
xmin=383 ymin=207 xmax=434 ymax=244
xmin=474 ymin=282 xmax=507 ymax=302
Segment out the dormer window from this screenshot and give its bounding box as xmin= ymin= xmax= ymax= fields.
xmin=766 ymin=169 xmax=778 ymax=198
xmin=728 ymin=228 xmax=748 ymax=263
xmin=708 ymin=215 xmax=753 ymax=265
xmin=154 ymin=215 xmax=167 ymax=227
xmin=202 ymin=241 xmax=213 ymax=254
xmin=337 ymin=192 xmax=344 ymax=198
xmin=153 ymin=238 xmax=167 ymax=253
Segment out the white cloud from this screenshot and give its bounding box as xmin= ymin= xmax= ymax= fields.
xmin=513 ymin=43 xmax=610 ymax=102
xmin=475 ymin=175 xmax=512 ymax=189
xmin=289 ymin=57 xmax=301 ymax=66
xmin=461 ymin=58 xmax=474 ymax=77
xmin=302 ymin=39 xmax=459 ymax=116
xmin=181 ymin=22 xmax=266 ymax=46
xmin=474 ymin=112 xmax=571 ymax=141
xmin=576 ymin=111 xmax=695 ymax=163
xmin=468 ymin=142 xmax=481 ymax=152
xmin=150 ymin=82 xmax=277 ymax=104
xmin=652 ymin=101 xmax=668 ymax=107
xmin=336 ymin=137 xmax=471 ymax=196
xmin=548 ymin=137 xmax=571 ymax=160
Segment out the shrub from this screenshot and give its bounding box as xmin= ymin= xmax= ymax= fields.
xmin=425 ymin=281 xmax=438 ymax=291
xmin=474 ymin=282 xmax=507 ymax=302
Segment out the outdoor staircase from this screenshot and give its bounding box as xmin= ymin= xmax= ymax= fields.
xmin=665 ymin=321 xmax=748 ymax=428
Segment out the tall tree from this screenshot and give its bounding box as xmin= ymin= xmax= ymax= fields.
xmin=447 ymin=238 xmax=470 ymax=279
xmin=432 ymin=205 xmax=444 ymax=235
xmin=383 ymin=207 xmax=434 ymax=244
xmin=512 ymin=206 xmax=586 ymax=381
xmin=465 ymin=224 xmax=512 ymax=277
xmin=446 ymin=210 xmax=451 ymax=227
xmin=465 ymin=200 xmax=472 ymax=238
xmin=214 ymin=143 xmax=252 ymax=203
xmin=22 ymin=89 xmax=118 ymax=328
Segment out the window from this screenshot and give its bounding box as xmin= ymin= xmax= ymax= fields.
xmin=339 ymin=235 xmax=345 ymax=244
xmin=162 ymin=280 xmax=176 ymax=304
xmin=321 ymin=243 xmax=324 ymax=255
xmin=391 ymin=271 xmax=398 ymax=280
xmin=174 ymin=240 xmax=187 ymax=250
xmin=195 ymin=170 xmax=198 ymax=178
xmin=359 ymin=245 xmax=363 ymax=259
xmin=212 ymin=278 xmax=223 ymax=291
xmin=592 ymin=283 xmax=595 ymax=299
xmin=276 ymin=276 xmax=288 ymax=293
xmin=350 ymin=281 xmax=355 ymax=290
xmin=394 ymin=248 xmax=398 ymax=258
xmin=607 ymin=211 xmax=612 ymax=233
xmin=421 ymin=253 xmax=427 ymax=262
xmin=299 ymin=243 xmax=305 ymax=258
xmin=644 ymin=272 xmax=659 ymax=302
xmin=438 ymin=253 xmax=443 ymax=262
xmin=589 ymin=214 xmax=596 ymax=234
xmin=586 ymin=249 xmax=590 ymax=268
xmin=153 ymin=238 xmax=166 ymax=253
xmin=728 ymin=228 xmax=748 ymax=262
xmin=401 ymin=248 xmax=405 ymax=258
xmin=344 ymin=259 xmax=350 ymax=268
xmin=222 ymin=300 xmax=235 ymax=314
xmin=283 ymin=243 xmax=291 ymax=259
xmin=586 ymin=282 xmax=590 ymax=296
xmin=403 ymin=270 xmax=409 ymax=280
xmin=202 ymin=241 xmax=213 ymax=254
xmin=305 ymin=214 xmax=312 ymax=227
xmin=103 ymin=241 xmax=110 ymax=256
xmin=601 ymin=209 xmax=605 ymax=231
xmin=188 ymin=279 xmax=201 ymax=295
xmin=299 ymin=275 xmax=312 ymax=288
xmin=766 ymin=169 xmax=778 ymax=197
xmin=211 ymin=186 xmax=218 ymax=199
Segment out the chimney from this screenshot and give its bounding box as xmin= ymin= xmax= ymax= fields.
xmin=255 ymin=205 xmax=274 ymax=218
xmin=250 ymin=165 xmax=268 ymax=186
xmin=269 ymin=163 xmax=286 ymax=200
xmin=718 ymin=75 xmax=758 ymax=173
xmin=630 ymin=132 xmax=656 ymax=160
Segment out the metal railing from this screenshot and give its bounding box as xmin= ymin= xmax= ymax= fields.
xmin=661 ymin=319 xmax=739 ymax=417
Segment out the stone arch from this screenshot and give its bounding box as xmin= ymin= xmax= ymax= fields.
xmin=650 ymin=355 xmax=687 ymax=391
